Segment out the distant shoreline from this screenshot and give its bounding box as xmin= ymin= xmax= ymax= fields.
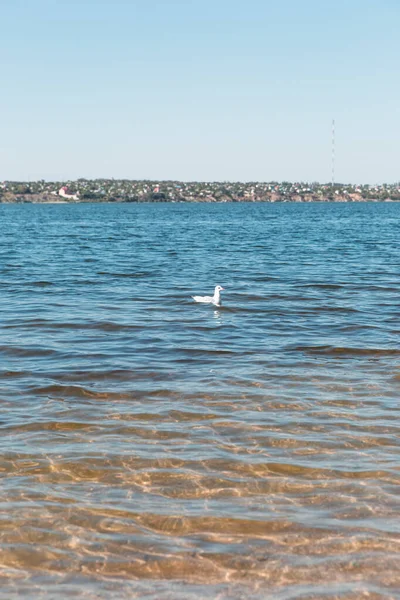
xmin=1 ymin=180 xmax=400 ymax=204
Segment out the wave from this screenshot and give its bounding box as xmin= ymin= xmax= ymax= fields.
xmin=96 ymin=271 xmax=152 ymax=278
xmin=27 ymin=384 xmax=133 ymax=400
xmin=288 ymin=344 xmax=400 ymax=357
xmin=0 ymin=345 xmax=58 ymax=358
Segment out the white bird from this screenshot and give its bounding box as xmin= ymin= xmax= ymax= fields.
xmin=192 ymin=285 xmax=225 ymax=307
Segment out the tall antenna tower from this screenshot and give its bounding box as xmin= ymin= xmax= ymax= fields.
xmin=331 ymin=119 xmax=335 ymax=186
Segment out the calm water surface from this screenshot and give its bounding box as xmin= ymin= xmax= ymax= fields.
xmin=0 ymin=202 xmax=400 ymax=599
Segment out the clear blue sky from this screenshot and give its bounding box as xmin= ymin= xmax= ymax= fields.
xmin=1 ymin=0 xmax=399 ymax=183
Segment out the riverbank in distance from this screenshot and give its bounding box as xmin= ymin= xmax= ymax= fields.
xmin=1 ymin=179 xmax=400 ymax=203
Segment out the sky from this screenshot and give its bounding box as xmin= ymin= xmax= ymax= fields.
xmin=1 ymin=0 xmax=399 ymax=183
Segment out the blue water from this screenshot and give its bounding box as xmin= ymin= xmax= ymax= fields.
xmin=0 ymin=202 xmax=399 ymax=599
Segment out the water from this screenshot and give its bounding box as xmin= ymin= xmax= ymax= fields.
xmin=0 ymin=202 xmax=399 ymax=599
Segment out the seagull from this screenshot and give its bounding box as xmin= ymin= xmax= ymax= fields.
xmin=192 ymin=285 xmax=225 ymax=307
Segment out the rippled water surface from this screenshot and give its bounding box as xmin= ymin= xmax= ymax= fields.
xmin=1 ymin=202 xmax=400 ymax=599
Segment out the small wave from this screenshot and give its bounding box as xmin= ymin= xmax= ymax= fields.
xmin=4 ymin=320 xmax=145 ymax=332
xmin=85 ymin=321 xmax=144 ymax=332
xmin=296 ymin=283 xmax=345 ymax=290
xmin=31 ymin=280 xmax=53 ymax=287
xmin=28 ymin=384 xmax=132 ymax=400
xmin=288 ymin=344 xmax=400 ymax=357
xmin=178 ymin=348 xmax=238 ymax=356
xmin=0 ymin=370 xmax=33 ymax=379
xmin=0 ymin=345 xmax=58 ymax=358
xmin=314 ymin=306 xmax=360 ymax=313
xmin=285 ymin=305 xmax=360 ymax=314
xmin=96 ymin=271 xmax=152 ymax=278
xmin=4 ymin=318 xmax=51 ymax=329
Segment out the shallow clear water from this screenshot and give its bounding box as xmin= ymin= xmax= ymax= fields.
xmin=0 ymin=202 xmax=399 ymax=599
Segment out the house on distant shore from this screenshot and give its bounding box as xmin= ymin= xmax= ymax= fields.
xmin=58 ymin=186 xmax=79 ymax=200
